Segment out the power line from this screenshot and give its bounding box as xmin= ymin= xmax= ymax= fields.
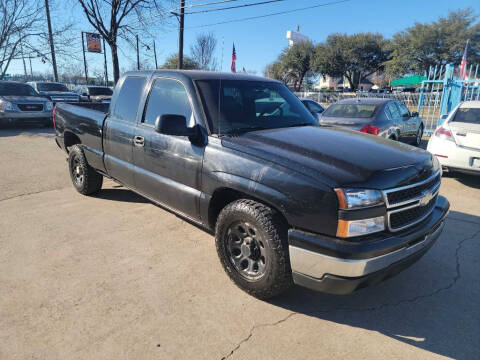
xmin=125 ymin=0 xmax=240 ymax=27
xmin=181 ymin=0 xmax=352 ymax=30
xmin=184 ymin=0 xmax=285 ymax=15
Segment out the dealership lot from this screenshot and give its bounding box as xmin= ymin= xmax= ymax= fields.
xmin=0 ymin=128 xmax=479 ymax=360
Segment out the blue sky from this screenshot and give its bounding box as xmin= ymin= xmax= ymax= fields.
xmin=8 ymin=0 xmax=479 ymax=78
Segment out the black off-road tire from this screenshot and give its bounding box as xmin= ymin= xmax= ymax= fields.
xmin=215 ymin=199 xmax=293 ymax=299
xmin=68 ymin=145 xmax=103 ymax=195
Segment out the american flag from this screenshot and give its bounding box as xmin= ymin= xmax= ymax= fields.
xmin=231 ymin=43 xmax=236 ymax=73
xmin=459 ymin=39 xmax=469 ymax=79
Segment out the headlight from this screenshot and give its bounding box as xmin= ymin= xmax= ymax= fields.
xmin=0 ymin=100 xmax=14 ymax=112
xmin=337 ymin=216 xmax=385 ymax=237
xmin=334 ymin=188 xmax=384 ymax=209
xmin=45 ymin=101 xmax=53 ymax=111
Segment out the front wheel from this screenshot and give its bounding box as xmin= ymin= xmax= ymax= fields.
xmin=414 ymin=125 xmax=424 ymax=146
xmin=68 ymin=145 xmax=103 ymax=195
xmin=215 ymin=199 xmax=292 ymax=299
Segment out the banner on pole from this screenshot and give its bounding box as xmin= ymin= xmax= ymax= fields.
xmin=85 ymin=32 xmax=102 ymax=53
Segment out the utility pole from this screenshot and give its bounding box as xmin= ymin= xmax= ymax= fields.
xmin=178 ymin=0 xmax=185 ymax=69
xmin=136 ymin=35 xmax=140 ymax=70
xmin=29 ymin=57 xmax=33 ymax=78
xmin=45 ymin=0 xmax=58 ymax=81
xmin=81 ymin=32 xmax=88 ymax=84
xmin=103 ymin=37 xmax=108 ymax=85
xmin=20 ymin=42 xmax=27 ymax=78
xmin=153 ymin=40 xmax=158 ymax=69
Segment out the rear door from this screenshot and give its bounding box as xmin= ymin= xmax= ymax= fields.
xmin=449 ymin=106 xmax=480 ymax=151
xmin=103 ymin=76 xmax=147 ymax=187
xmin=132 ymin=77 xmax=205 ymax=219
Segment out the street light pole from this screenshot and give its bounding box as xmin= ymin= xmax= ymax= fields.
xmin=44 ymin=0 xmax=58 ymax=81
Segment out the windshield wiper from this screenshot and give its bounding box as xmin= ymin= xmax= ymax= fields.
xmin=287 ymin=123 xmax=315 ymax=127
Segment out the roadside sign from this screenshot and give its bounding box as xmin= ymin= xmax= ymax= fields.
xmin=85 ymin=32 xmax=101 ymax=53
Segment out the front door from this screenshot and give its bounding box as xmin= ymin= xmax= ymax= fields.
xmin=132 ymin=77 xmax=205 ymax=219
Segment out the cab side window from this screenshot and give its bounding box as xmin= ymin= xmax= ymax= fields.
xmin=143 ymin=78 xmax=193 ymax=127
xmin=112 ymin=76 xmax=146 ymax=122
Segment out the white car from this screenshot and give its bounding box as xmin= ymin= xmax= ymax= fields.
xmin=427 ymin=101 xmax=480 ymax=175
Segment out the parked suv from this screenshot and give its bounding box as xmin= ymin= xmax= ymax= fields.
xmin=0 ymin=81 xmax=53 ymax=126
xmin=28 ymin=81 xmax=79 ymax=103
xmin=75 ymin=85 xmax=113 ymax=103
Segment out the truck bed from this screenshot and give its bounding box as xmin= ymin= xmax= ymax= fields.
xmin=54 ymin=102 xmax=109 ymax=172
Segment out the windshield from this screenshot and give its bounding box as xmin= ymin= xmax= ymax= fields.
xmin=322 ymin=103 xmax=377 ymax=118
xmin=195 ymin=80 xmax=317 ymax=135
xmin=89 ymin=87 xmax=113 ymax=96
xmin=0 ymin=82 xmax=38 ymax=96
xmin=452 ymin=107 xmax=480 ymax=124
xmin=37 ymin=82 xmax=69 ymax=92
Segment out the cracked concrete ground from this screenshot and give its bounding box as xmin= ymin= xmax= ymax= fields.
xmin=0 ymin=128 xmax=479 ymax=360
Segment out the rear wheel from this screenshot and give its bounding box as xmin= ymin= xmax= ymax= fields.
xmin=68 ymin=145 xmax=103 ymax=195
xmin=215 ymin=199 xmax=292 ymax=299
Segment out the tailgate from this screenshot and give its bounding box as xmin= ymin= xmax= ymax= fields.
xmin=450 ymin=123 xmax=480 ymax=150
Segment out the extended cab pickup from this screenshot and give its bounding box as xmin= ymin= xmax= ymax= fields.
xmin=54 ymin=70 xmax=449 ymax=299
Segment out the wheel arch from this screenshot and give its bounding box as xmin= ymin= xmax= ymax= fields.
xmin=64 ymin=131 xmax=81 ymax=152
xmin=207 ymin=186 xmax=289 ymax=230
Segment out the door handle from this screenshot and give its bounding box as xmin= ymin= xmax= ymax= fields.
xmin=134 ymin=135 xmax=145 ymax=147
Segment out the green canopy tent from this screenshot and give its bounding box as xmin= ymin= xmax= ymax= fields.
xmin=390 ymin=75 xmax=428 ymax=86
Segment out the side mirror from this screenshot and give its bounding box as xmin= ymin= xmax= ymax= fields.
xmin=411 ymin=111 xmax=419 ymax=117
xmin=402 ymin=113 xmax=410 ymax=120
xmin=82 ymin=92 xmax=88 ymax=96
xmin=155 ymin=114 xmax=196 ymax=137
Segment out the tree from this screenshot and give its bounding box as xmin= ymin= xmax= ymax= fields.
xmin=264 ymin=61 xmax=285 ymax=82
xmin=386 ymin=8 xmax=480 ymax=75
xmin=190 ymin=32 xmax=218 ymax=70
xmin=76 ymin=0 xmax=166 ymax=83
xmin=279 ymin=41 xmax=315 ymax=91
xmin=161 ymin=54 xmax=200 ymax=70
xmin=0 ymin=0 xmax=44 ymax=78
xmin=313 ymin=33 xmax=389 ymax=91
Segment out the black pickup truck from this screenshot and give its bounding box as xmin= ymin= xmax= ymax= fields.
xmin=54 ymin=70 xmax=449 ymax=299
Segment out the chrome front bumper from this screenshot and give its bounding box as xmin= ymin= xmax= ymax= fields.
xmin=290 ymin=220 xmax=444 ymax=279
xmin=288 ymin=195 xmax=449 ymax=294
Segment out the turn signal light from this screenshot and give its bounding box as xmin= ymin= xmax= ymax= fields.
xmin=360 ymin=125 xmax=379 ymax=135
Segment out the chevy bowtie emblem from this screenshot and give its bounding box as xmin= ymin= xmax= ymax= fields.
xmin=420 ymin=190 xmax=434 ymax=206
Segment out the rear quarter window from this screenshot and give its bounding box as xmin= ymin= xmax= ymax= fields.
xmin=112 ymin=77 xmax=146 ymax=122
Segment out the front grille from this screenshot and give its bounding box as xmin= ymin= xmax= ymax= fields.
xmin=387 ymin=173 xmax=441 ymax=206
xmin=389 ymin=194 xmax=437 ymax=230
xmin=17 ymin=103 xmax=43 ymax=112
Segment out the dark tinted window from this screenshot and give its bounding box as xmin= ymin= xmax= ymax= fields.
xmin=386 ymin=102 xmax=400 ymax=118
xmin=306 ymin=101 xmax=324 ymax=113
xmin=396 ymin=101 xmax=410 ymax=117
xmin=112 ymin=77 xmax=146 ymax=122
xmin=0 ymin=82 xmax=38 ymax=96
xmin=196 ymin=80 xmax=316 ymax=135
xmin=322 ymin=103 xmax=376 ymax=118
xmin=143 ymin=78 xmax=193 ymax=126
xmin=89 ymin=87 xmax=113 ymax=96
xmin=37 ymin=83 xmax=69 ymax=92
xmin=452 ymin=107 xmax=480 ymax=124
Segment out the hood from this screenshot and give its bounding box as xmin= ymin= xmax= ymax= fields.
xmin=221 ymin=126 xmax=436 ymax=189
xmin=0 ymin=95 xmax=49 ymax=103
